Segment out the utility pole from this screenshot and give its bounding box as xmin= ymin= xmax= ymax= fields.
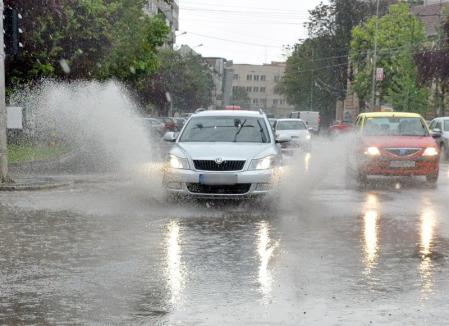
xmin=370 ymin=0 xmax=380 ymax=112
xmin=310 ymin=48 xmax=314 ymax=111
xmin=0 ymin=0 xmax=9 ymax=183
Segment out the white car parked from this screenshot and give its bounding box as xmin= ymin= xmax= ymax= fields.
xmin=162 ymin=110 xmax=287 ymax=199
xmin=429 ymin=117 xmax=449 ymax=161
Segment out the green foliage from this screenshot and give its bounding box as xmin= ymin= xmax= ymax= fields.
xmin=5 ymin=0 xmax=169 ymax=90
xmin=138 ymin=49 xmax=213 ymax=114
xmin=281 ymin=0 xmax=378 ymax=122
xmin=350 ymin=3 xmax=428 ymax=112
xmin=232 ymin=87 xmax=250 ymax=108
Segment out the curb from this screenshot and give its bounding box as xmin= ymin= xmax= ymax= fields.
xmin=0 ymin=178 xmax=74 ymax=191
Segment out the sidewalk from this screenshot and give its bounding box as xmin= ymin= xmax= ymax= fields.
xmin=0 ymin=176 xmax=73 ymax=191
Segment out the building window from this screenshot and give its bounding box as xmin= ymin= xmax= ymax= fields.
xmin=260 ymin=87 xmax=266 ymax=93
xmin=260 ymin=75 xmax=266 ymax=81
xmin=273 ymin=99 xmax=279 ymax=105
xmin=254 ymin=75 xmax=260 ymax=81
xmin=246 ymin=86 xmax=252 ymax=92
xmin=253 ymin=87 xmax=259 ymax=92
xmin=232 ymin=86 xmax=239 ymax=92
xmin=274 ymin=75 xmax=280 ymax=82
xmin=233 ymin=74 xmax=239 ymax=80
xmin=280 ymin=99 xmax=285 ymax=105
xmin=253 ymin=99 xmax=259 ymax=104
xmin=247 ymin=74 xmax=253 ymax=81
xmin=260 ymin=99 xmax=267 ymax=105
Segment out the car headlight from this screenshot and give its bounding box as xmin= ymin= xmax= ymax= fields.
xmin=168 ymin=154 xmax=189 ymax=169
xmin=306 ymin=133 xmax=312 ymax=140
xmin=250 ymin=155 xmax=277 ymax=170
xmin=364 ymin=147 xmax=381 ymax=156
xmin=423 ymin=147 xmax=439 ymax=157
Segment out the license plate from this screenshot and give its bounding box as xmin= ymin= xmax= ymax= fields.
xmin=199 ymin=174 xmax=238 ymax=185
xmin=390 ymin=160 xmax=416 ymax=168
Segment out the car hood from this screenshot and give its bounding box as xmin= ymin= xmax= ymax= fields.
xmin=172 ymin=142 xmax=276 ymax=160
xmin=276 ymin=130 xmax=309 ymax=139
xmin=362 ymin=136 xmax=438 ymax=148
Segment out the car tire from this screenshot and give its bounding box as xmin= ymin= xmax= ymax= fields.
xmin=426 ymin=173 xmax=439 ymax=185
xmin=357 ymin=173 xmax=368 ymax=189
xmin=441 ymin=143 xmax=449 ymax=162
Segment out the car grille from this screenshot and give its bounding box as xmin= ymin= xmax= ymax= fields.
xmin=193 ymin=160 xmax=245 ymax=171
xmin=385 ymin=148 xmax=421 ymax=157
xmin=187 ymin=183 xmax=251 ymax=194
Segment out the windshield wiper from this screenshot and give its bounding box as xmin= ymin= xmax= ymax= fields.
xmin=257 ymin=120 xmax=267 ymax=143
xmin=233 ymin=119 xmax=247 ymax=142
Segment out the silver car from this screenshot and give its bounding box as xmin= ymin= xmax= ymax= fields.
xmin=162 ymin=110 xmax=286 ymax=198
xmin=274 ymin=118 xmax=312 ymax=153
xmin=429 ymin=117 xmax=449 ymax=161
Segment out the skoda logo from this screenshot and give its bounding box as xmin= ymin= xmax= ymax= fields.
xmin=215 ymin=157 xmax=224 ymax=165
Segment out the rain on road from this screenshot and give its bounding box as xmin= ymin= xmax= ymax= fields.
xmin=1 ymin=150 xmax=449 ymax=325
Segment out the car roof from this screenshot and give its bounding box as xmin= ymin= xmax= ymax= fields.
xmin=193 ymin=110 xmax=265 ymax=118
xmin=277 ymin=118 xmax=304 ymax=122
xmin=359 ymin=112 xmax=423 ymax=118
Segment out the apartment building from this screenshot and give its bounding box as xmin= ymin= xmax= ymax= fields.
xmin=230 ymin=62 xmax=294 ymax=117
xmin=144 ymin=0 xmax=179 ymax=47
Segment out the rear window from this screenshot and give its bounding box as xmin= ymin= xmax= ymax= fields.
xmin=276 ymin=120 xmax=307 ymax=131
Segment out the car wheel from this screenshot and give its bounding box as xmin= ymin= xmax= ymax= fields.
xmin=441 ymin=143 xmax=449 ymax=162
xmin=426 ymin=173 xmax=439 ymax=185
xmin=357 ymin=173 xmax=368 ymax=189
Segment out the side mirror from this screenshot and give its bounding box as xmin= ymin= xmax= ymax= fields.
xmin=163 ymin=132 xmax=178 ymax=142
xmin=276 ymin=135 xmax=290 ymax=144
xmin=432 ymin=128 xmax=442 ymax=139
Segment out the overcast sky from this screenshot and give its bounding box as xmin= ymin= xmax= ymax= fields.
xmin=176 ymin=0 xmax=324 ymax=64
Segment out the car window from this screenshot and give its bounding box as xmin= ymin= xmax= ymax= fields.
xmin=429 ymin=120 xmax=436 ymax=130
xmin=445 ymin=120 xmax=449 ymax=131
xmin=179 ymin=116 xmax=271 ymax=143
xmin=276 ymin=120 xmax=307 ymax=130
xmin=363 ymin=117 xmax=429 ymax=137
xmin=435 ymin=121 xmax=442 ymax=130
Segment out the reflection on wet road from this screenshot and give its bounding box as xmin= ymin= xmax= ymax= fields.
xmin=1 ymin=155 xmax=449 ymax=323
xmin=362 ymin=194 xmax=380 ymax=274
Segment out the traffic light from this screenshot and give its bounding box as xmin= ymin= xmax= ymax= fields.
xmin=4 ymin=7 xmax=23 ymax=56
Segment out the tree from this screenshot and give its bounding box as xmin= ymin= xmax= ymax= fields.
xmin=350 ymin=3 xmax=428 ymax=112
xmin=4 ymin=0 xmax=169 ymax=94
xmin=281 ymin=0 xmax=381 ymax=123
xmin=231 ymin=87 xmax=250 ymax=108
xmin=138 ymin=49 xmax=213 ymax=115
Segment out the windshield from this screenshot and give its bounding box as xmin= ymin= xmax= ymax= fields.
xmin=179 ymin=116 xmax=271 ymax=143
xmin=277 ymin=120 xmax=307 ymax=131
xmin=363 ymin=117 xmax=429 ymax=137
xmin=445 ymin=120 xmax=449 ymax=132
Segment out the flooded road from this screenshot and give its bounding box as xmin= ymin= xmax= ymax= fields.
xmin=1 ymin=156 xmax=449 ymax=324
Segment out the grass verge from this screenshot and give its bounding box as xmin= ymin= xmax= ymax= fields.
xmin=8 ymin=144 xmax=71 ymax=163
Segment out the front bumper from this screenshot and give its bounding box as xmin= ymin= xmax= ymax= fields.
xmin=358 ymin=156 xmax=439 ymax=176
xmin=163 ymin=168 xmax=279 ymax=198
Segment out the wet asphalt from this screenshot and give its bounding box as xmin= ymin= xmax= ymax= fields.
xmin=1 ymin=144 xmax=449 ymax=325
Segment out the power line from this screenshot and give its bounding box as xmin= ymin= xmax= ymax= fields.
xmin=185 ymin=31 xmax=287 ymax=48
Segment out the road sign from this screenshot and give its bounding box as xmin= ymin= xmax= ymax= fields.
xmin=376 ymin=68 xmax=384 ymax=81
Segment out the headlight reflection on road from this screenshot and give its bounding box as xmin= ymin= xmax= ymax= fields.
xmin=362 ymin=194 xmax=380 ymax=274
xmin=166 ymin=220 xmax=185 ymax=306
xmin=419 ymin=203 xmax=436 ymax=299
xmin=304 ymin=153 xmax=311 ymax=173
xmin=257 ymin=221 xmax=279 ymax=301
